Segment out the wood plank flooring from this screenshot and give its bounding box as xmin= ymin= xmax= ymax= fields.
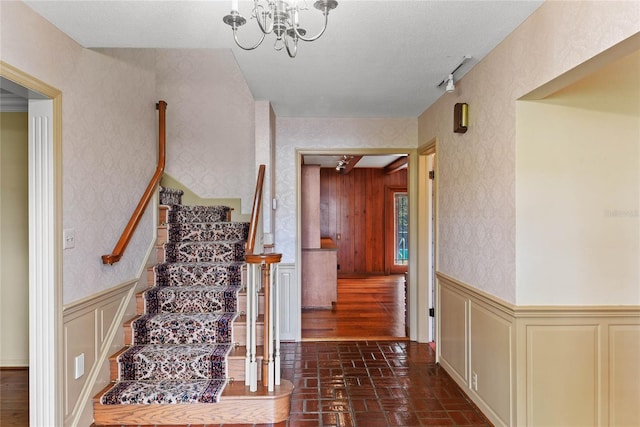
xmin=0 ymin=368 xmax=29 ymax=427
xmin=301 ymin=274 xmax=407 ymax=341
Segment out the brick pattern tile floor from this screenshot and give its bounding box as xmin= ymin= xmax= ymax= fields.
xmin=271 ymin=341 xmax=492 ymax=427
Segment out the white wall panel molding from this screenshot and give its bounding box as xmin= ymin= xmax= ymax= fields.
xmin=436 ymin=272 xmax=640 ymax=427
xmin=62 ymin=278 xmax=144 ymax=427
xmin=277 ymin=263 xmax=298 ymax=342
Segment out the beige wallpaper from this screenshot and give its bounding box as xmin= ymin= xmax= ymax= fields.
xmin=1 ymin=2 xmax=158 ymax=304
xmin=418 ymin=1 xmax=640 ymax=304
xmin=275 ymin=117 xmax=418 ymax=263
xmin=156 ymin=49 xmax=256 ymax=213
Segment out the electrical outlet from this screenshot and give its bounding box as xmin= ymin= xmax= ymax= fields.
xmin=63 ymin=228 xmax=75 ymax=249
xmin=74 ymin=353 xmax=85 ymax=379
xmin=472 ymin=372 xmax=478 ymax=391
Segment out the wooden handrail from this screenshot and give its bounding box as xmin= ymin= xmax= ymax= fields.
xmin=102 ymin=101 xmax=167 ymax=265
xmin=246 ymin=164 xmax=266 ymax=254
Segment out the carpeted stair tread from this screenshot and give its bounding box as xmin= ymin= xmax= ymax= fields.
xmin=132 ymin=312 xmax=237 ymax=345
xmin=117 ymin=344 xmax=232 ymax=381
xmin=100 ymin=379 xmax=228 ymax=405
xmin=164 ymin=240 xmax=245 ymax=263
xmin=168 ymin=205 xmax=231 ymax=224
xmin=143 ymin=285 xmax=240 ymax=314
xmin=154 ymin=262 xmax=244 ymax=287
xmin=168 ymin=221 xmax=249 ymax=242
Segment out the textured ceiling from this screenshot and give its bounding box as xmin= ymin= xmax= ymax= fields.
xmin=23 ymin=0 xmax=544 ymax=117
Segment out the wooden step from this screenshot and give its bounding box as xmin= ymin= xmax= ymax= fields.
xmin=93 ymin=379 xmax=293 ymax=426
xmin=123 ymin=314 xmax=264 ymax=347
xmin=136 ymin=280 xmax=259 ymax=315
xmin=108 ymin=345 xmax=263 ymax=382
xmin=135 ymin=287 xmax=253 ymax=316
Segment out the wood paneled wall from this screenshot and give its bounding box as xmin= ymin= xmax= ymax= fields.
xmin=319 ymin=167 xmax=407 ymax=274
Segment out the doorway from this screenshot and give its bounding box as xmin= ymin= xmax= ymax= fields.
xmin=298 ymin=151 xmax=410 ymax=341
xmin=417 ymin=142 xmax=436 ymax=345
xmin=0 ymin=65 xmax=63 ymax=426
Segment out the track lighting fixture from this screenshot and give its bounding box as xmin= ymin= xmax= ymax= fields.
xmin=335 ymin=155 xmax=353 ymax=173
xmin=438 ymin=55 xmax=472 ymax=93
xmin=445 ymin=74 xmax=455 ymax=93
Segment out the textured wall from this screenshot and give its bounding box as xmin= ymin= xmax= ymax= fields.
xmin=1 ymin=3 xmax=158 ymax=304
xmin=275 ymin=117 xmax=417 ymax=263
xmin=156 ymin=49 xmax=256 ymax=214
xmin=418 ymin=1 xmax=640 ymax=303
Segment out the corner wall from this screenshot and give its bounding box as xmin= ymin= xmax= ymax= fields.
xmin=418 ymin=1 xmax=640 ymax=303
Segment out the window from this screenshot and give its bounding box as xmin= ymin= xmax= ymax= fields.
xmin=394 ymin=192 xmax=408 ymax=265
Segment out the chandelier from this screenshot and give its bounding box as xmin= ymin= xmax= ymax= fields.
xmin=223 ymin=0 xmax=339 ymax=58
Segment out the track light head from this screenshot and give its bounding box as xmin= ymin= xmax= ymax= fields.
xmin=445 ymin=74 xmax=455 ymax=93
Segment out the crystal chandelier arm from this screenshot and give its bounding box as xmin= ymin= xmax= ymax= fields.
xmin=232 ymin=28 xmax=267 ymax=51
xmin=291 ymin=8 xmax=329 ymax=42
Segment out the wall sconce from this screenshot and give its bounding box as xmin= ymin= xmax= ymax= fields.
xmin=454 ymin=103 xmax=468 ymax=133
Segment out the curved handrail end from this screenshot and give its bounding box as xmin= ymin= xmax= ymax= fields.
xmin=101 ymin=254 xmax=122 ymax=265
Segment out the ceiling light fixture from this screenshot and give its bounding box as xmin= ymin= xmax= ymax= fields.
xmin=438 ymin=55 xmax=472 ymax=93
xmin=335 ymin=155 xmax=353 ymax=173
xmin=223 ymin=0 xmax=339 ymax=58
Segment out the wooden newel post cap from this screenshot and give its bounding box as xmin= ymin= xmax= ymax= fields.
xmin=245 ymin=253 xmax=282 ymax=265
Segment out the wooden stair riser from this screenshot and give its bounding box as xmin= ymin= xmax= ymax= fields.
xmin=159 ymin=205 xmax=168 ymax=225
xmin=157 ymin=225 xmax=167 ymax=245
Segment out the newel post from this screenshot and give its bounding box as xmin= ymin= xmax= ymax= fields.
xmin=245 ymin=252 xmax=282 ymax=391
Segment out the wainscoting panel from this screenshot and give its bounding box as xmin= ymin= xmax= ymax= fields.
xmin=525 ymin=324 xmax=600 ymax=427
xmin=469 ymin=303 xmax=514 ymax=426
xmin=436 ymin=272 xmax=640 ymax=427
xmin=438 ymin=284 xmax=468 ymax=383
xmin=608 ymin=324 xmax=640 ymax=426
xmin=62 ymin=279 xmax=141 ymax=427
xmin=63 ymin=309 xmax=97 ymax=416
xmin=278 ymin=263 xmax=298 ymax=341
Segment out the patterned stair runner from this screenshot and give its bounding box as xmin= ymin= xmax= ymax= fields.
xmin=100 ymin=204 xmax=249 ymax=405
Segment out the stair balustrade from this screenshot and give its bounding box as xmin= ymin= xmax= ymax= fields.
xmin=244 ymin=165 xmax=282 ymax=392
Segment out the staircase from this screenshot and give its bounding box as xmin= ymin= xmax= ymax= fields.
xmin=93 ymin=198 xmax=293 ymax=425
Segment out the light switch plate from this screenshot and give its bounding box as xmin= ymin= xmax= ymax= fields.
xmin=74 ymin=353 xmax=84 ymax=379
xmin=63 ymin=228 xmax=75 ymax=249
